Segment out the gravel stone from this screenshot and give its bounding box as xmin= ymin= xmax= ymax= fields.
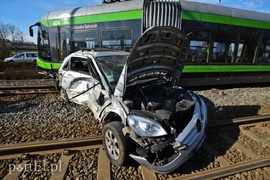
xmin=0 ymin=94 xmax=102 ymax=145
xmin=1 ymin=86 xmax=269 ymax=144
xmin=194 ymin=86 xmax=270 ymax=121
xmin=1 ymin=80 xmax=270 ymax=179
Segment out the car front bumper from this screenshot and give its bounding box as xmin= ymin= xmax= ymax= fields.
xmin=130 ymin=93 xmax=207 ymax=174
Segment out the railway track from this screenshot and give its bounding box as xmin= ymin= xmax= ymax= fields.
xmin=1 ymin=115 xmax=270 ymax=180
xmin=0 ymin=79 xmax=58 ymax=95
xmin=0 ymin=85 xmax=58 ymax=95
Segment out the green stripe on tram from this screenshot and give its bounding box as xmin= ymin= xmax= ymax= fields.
xmin=40 ymin=8 xmax=270 ymax=29
xmin=183 ymin=65 xmax=270 ymax=73
xmin=36 ymin=57 xmax=62 ymax=70
xmin=182 ymin=11 xmax=270 ymax=29
xmin=41 ymin=10 xmax=142 ymax=27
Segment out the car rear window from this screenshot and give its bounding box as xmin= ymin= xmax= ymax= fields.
xmin=26 ymin=53 xmax=37 ymax=57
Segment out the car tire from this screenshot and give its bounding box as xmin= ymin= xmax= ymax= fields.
xmin=103 ymin=121 xmax=130 ymax=166
xmin=60 ymin=87 xmax=69 ymax=103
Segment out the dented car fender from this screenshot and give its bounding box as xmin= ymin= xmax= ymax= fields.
xmin=98 ymin=95 xmax=129 ymax=126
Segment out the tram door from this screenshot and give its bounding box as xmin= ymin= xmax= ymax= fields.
xmin=57 ymin=32 xmax=67 ymax=61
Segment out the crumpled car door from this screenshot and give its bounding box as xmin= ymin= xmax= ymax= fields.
xmin=61 ymin=71 xmax=93 ymax=105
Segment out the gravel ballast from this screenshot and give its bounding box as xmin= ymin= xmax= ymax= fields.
xmin=1 ymin=86 xmax=270 ymax=145
xmin=0 ymin=83 xmax=270 ymax=179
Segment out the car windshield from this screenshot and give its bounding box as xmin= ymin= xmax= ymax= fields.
xmin=95 ymin=55 xmax=128 ymax=87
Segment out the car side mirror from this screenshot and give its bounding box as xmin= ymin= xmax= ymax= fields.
xmin=29 ymin=27 xmax=33 ymax=37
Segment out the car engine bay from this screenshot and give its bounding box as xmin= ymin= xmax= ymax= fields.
xmin=124 ymin=79 xmax=196 ymax=164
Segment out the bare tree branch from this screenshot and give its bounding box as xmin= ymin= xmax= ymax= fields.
xmin=0 ymin=21 xmax=25 ymax=42
xmin=0 ymin=21 xmax=11 ymax=40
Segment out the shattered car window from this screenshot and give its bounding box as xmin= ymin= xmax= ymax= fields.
xmin=70 ymin=58 xmax=89 ymax=73
xmin=95 ymin=55 xmax=128 ymax=86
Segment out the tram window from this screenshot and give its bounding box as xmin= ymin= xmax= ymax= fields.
xmin=38 ymin=30 xmax=51 ymax=61
xmin=86 ymin=38 xmax=96 ymax=48
xmin=212 ymin=33 xmax=236 ymax=64
xmin=236 ymin=35 xmax=259 ymax=64
xmin=186 ymin=30 xmax=209 ymax=63
xmin=72 ymin=31 xmax=98 ymax=51
xmin=101 ymin=29 xmax=132 ymax=51
xmin=258 ymin=37 xmax=270 ymax=63
xmin=72 ymin=41 xmax=86 ymax=51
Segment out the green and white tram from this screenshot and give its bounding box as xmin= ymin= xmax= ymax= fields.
xmin=29 ymin=0 xmax=270 ymax=86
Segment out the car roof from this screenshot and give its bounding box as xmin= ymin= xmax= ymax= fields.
xmin=72 ymin=48 xmax=130 ymax=58
xmin=14 ymin=52 xmax=36 ymax=54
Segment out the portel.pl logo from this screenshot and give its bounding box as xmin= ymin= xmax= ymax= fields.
xmin=9 ymin=160 xmax=62 ymax=174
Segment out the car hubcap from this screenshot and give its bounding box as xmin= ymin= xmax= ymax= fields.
xmin=105 ymin=130 xmax=120 ymax=160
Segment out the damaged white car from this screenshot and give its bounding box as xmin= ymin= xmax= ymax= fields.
xmin=58 ymin=26 xmax=207 ymax=174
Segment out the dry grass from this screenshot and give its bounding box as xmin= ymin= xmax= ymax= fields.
xmin=0 ymin=62 xmax=45 ymax=80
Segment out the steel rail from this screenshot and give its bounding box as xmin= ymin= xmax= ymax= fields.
xmin=0 ymin=85 xmax=55 ymax=90
xmin=0 ymin=136 xmax=102 ymax=160
xmin=0 ymin=91 xmax=58 ymax=95
xmin=0 ymin=85 xmax=58 ymax=95
xmin=1 ymin=115 xmax=270 ymax=179
xmin=0 ymin=115 xmax=269 ymax=159
xmin=0 ymin=79 xmax=56 ymax=86
xmin=172 ymin=156 xmax=270 ymax=180
xmin=207 ymin=114 xmax=270 ymax=127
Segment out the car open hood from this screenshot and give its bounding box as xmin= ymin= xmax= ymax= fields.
xmin=114 ymin=26 xmax=189 ymax=97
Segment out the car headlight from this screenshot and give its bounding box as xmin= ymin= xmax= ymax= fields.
xmin=127 ymin=115 xmax=167 ymax=137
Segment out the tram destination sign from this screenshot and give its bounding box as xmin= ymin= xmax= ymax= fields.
xmin=72 ymin=23 xmax=98 ymax=30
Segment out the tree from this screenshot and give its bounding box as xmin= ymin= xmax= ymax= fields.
xmin=0 ymin=21 xmax=25 ymax=42
xmin=0 ymin=21 xmax=11 ymax=40
xmin=0 ymin=21 xmax=25 ymax=59
xmin=9 ymin=24 xmax=24 ymax=42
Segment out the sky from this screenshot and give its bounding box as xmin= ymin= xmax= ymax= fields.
xmin=0 ymin=0 xmax=269 ymax=43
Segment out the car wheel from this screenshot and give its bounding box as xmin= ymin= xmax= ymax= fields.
xmin=60 ymin=87 xmax=69 ymax=103
xmin=103 ymin=121 xmax=130 ymax=166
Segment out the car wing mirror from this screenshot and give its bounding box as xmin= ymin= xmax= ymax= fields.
xmin=29 ymin=28 xmax=33 ymax=37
